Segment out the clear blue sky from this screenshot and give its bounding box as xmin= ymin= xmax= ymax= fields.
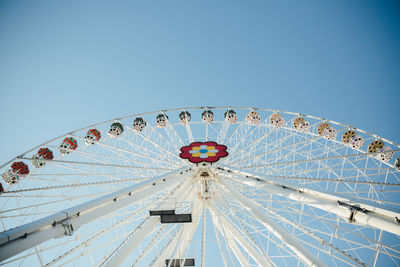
xmin=0 ymin=0 xmax=399 ymax=164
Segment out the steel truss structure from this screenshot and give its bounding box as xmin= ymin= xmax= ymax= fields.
xmin=0 ymin=107 xmax=399 ymax=266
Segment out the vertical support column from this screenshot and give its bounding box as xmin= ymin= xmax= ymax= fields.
xmin=0 ymin=168 xmax=191 ymax=262
xmin=208 ymin=203 xmax=249 ymax=267
xmin=102 ymin=216 xmax=160 ymax=267
xmin=208 ymin=200 xmax=273 ymax=267
xmin=150 ymin=198 xmax=202 ymax=267
xmin=217 ymin=167 xmax=400 ymax=236
xmin=218 ymin=177 xmax=327 ymax=267
xmin=200 ymin=203 xmax=206 ymax=267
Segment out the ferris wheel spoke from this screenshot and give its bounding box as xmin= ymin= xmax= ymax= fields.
xmin=212 ymin=196 xmax=274 ymax=266
xmin=233 ymin=197 xmax=380 ymax=266
xmin=215 ymin=199 xmax=326 ymax=266
xmin=228 ymin=122 xmax=294 ymax=164
xmin=240 ymin=149 xmax=400 ymax=170
xmin=0 ymin=177 xmax=157 ymax=195
xmin=208 ymin=203 xmax=247 ymax=267
xmin=223 ymin=187 xmax=392 ymax=262
xmin=0 ymin=233 xmax=91 ymax=266
xmin=210 ymin=213 xmax=229 ymax=267
xmin=216 ymin=119 xmax=229 ymax=144
xmin=278 ymin=140 xmax=400 ymax=201
xmin=18 ymin=157 xmax=172 ymax=171
xmin=1 ymin=107 xmax=399 ymax=266
xmin=120 ymin=122 xmax=182 ymax=164
xmin=69 ymin=135 xmax=136 ymax=163
xmin=146 ymin=184 xmax=197 ymax=267
xmin=217 ymin=175 xmax=327 ymax=267
xmin=243 ymin=156 xmax=399 ymax=196
xmin=100 ymin=216 xmax=160 ymax=267
xmin=0 ymin=168 xmax=191 ymax=262
xmin=149 ymin=224 xmax=184 ymax=267
xmin=296 ymin=215 xmax=400 ymax=261
xmin=47 ymin=176 xmax=192 ymax=266
xmin=163 ymin=122 xmax=185 ymax=150
xmin=108 ymin=136 xmax=181 ymax=168
xmin=144 ymin=122 xmax=183 ymax=154
xmin=56 ymin=139 xmax=153 ymax=177
xmin=200 ymin=202 xmax=206 ymax=267
xmin=226 ymin=121 xmax=265 ymax=157
xmin=232 ymin=124 xmax=312 ymax=164
xmin=185 ymin=123 xmax=194 ymax=143
xmin=169 ymin=199 xmax=202 ymax=264
xmin=78 ymin=137 xmax=178 ymax=169
xmin=131 ymin=224 xmax=167 ymax=266
xmin=233 ymin=172 xmax=400 ymax=187
xmin=44 ymin=149 xmax=152 ymax=186
xmin=223 ymin=117 xmax=247 ymax=150
xmin=228 ymin=130 xmax=331 ymax=166
xmin=301 ymin=139 xmax=385 ymax=191
xmin=236 ymin=204 xmax=366 ymax=267
xmin=159 ymin=186 xmax=200 ymax=267
xmin=236 ymin=124 xmax=355 ymax=168
xmin=217 ymin=167 xmax=400 ymax=236
xmin=59 ymin=230 xmax=136 ymax=267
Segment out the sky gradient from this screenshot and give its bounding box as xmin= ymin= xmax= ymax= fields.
xmin=0 ymin=0 xmax=399 ymax=164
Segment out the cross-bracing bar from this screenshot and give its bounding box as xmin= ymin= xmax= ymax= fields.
xmin=103 ymin=173 xmax=195 ymax=267
xmin=216 ymin=166 xmax=400 ymax=236
xmin=0 ymin=167 xmax=192 ymax=262
xmin=218 ymin=175 xmax=327 ymax=267
xmin=150 ymin=190 xmax=201 ymax=267
xmin=207 ymin=198 xmax=273 ymax=267
xmin=101 ymin=216 xmax=160 ymax=267
xmin=208 ymin=201 xmax=250 ymax=267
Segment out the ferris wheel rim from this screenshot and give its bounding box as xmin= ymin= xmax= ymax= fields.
xmin=0 ymin=106 xmax=399 ymax=266
xmin=1 ymin=106 xmax=399 ymax=170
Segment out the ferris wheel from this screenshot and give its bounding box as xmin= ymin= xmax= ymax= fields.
xmin=0 ymin=106 xmax=399 ymax=267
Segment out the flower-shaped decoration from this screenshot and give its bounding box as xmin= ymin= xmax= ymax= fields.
xmin=180 ymin=141 xmax=228 ymax=163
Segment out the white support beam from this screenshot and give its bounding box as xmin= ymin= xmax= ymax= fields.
xmin=151 ymin=197 xmax=202 ymax=267
xmin=102 ymin=216 xmax=160 ymax=267
xmin=0 ymin=168 xmax=191 ymax=262
xmin=208 ymin=199 xmax=273 ymax=267
xmin=218 ymin=176 xmax=327 ymax=267
xmin=170 ymin=200 xmax=202 ymax=260
xmin=200 ymin=203 xmax=206 ymax=267
xmin=209 ymin=203 xmax=249 ymax=267
xmin=216 ymin=166 xmax=400 ymax=236
xmin=104 ymin=175 xmax=195 ymax=267
xmin=151 ymin=226 xmax=184 ymax=267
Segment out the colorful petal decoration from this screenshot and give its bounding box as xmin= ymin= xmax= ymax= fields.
xmin=180 ymin=141 xmax=228 ymax=163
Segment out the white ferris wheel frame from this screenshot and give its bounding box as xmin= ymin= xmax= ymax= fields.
xmin=0 ymin=106 xmax=399 ymax=267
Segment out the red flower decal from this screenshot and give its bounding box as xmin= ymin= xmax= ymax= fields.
xmin=180 ymin=141 xmax=228 ymax=163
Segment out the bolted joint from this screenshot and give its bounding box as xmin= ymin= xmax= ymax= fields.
xmin=348 ymin=209 xmax=356 ymax=223
xmin=62 ymin=223 xmax=74 ymax=236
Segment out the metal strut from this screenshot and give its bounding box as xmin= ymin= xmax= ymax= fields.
xmin=0 ymin=168 xmax=191 ymax=262
xmin=218 ymin=175 xmax=327 ymax=267
xmin=217 ymin=166 xmax=400 ymax=236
